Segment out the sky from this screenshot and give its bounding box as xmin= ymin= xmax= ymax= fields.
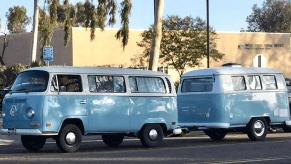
xmin=0 ymin=0 xmax=267 ymax=33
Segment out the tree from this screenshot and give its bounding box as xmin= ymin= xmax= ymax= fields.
xmin=135 ymin=15 xmax=224 ymax=77
xmin=0 ymin=6 xmax=31 ymax=65
xmin=246 ymin=0 xmax=291 ymax=32
xmin=148 ymin=0 xmax=164 ymax=71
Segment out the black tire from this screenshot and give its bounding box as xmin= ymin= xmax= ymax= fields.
xmin=21 ymin=135 xmax=46 ymax=151
xmin=247 ymin=118 xmax=268 ymax=141
xmin=282 ymin=124 xmax=291 ymax=132
xmin=56 ymin=124 xmax=82 ymax=153
xmin=140 ymin=124 xmax=163 ymax=147
xmin=204 ymin=130 xmax=227 ymax=140
xmin=102 ymin=135 xmax=124 ymax=147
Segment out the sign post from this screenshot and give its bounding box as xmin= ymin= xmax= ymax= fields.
xmin=43 ymin=46 xmax=53 ymax=66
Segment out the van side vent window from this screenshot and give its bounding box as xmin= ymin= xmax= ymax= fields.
xmin=165 ymin=77 xmax=172 ymax=93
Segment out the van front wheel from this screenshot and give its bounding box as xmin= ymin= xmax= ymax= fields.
xmin=247 ymin=118 xmax=268 ymax=141
xmin=140 ymin=124 xmax=163 ymax=147
xmin=102 ymin=135 xmax=124 ymax=147
xmin=56 ymin=124 xmax=82 ymax=152
xmin=21 ymin=135 xmax=46 ymax=151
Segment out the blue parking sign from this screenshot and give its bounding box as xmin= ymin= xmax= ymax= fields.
xmin=43 ymin=47 xmax=53 ymax=61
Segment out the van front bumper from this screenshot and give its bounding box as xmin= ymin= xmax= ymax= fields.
xmin=0 ymin=129 xmax=58 ymax=136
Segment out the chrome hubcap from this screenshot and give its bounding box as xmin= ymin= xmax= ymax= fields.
xmin=66 ymin=132 xmax=76 ymax=145
xmin=254 ymin=120 xmax=265 ymax=136
xmin=149 ymin=129 xmax=158 ymax=140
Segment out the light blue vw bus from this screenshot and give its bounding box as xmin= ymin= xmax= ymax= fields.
xmin=0 ymin=66 xmax=180 ymax=152
xmin=178 ymin=65 xmax=291 ymax=141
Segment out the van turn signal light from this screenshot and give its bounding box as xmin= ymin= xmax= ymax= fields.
xmin=46 ymin=123 xmax=51 ymax=127
xmin=172 ymin=122 xmax=176 ymax=125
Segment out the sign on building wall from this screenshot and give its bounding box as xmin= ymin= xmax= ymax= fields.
xmin=253 ymin=54 xmax=266 ymax=68
xmin=238 ymin=44 xmax=284 ymax=50
xmin=43 ymin=47 xmax=53 ymax=61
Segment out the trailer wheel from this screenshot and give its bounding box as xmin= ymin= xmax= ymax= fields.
xmin=282 ymin=124 xmax=291 ymax=132
xmin=140 ymin=124 xmax=163 ymax=147
xmin=102 ymin=135 xmax=124 ymax=147
xmin=21 ymin=135 xmax=46 ymax=151
xmin=247 ymin=118 xmax=268 ymax=141
xmin=204 ymin=130 xmax=227 ymax=140
xmin=56 ymin=124 xmax=82 ymax=152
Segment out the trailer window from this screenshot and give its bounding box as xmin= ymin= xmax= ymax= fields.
xmin=181 ymin=78 xmax=213 ymax=92
xmin=263 ymin=75 xmax=277 ymax=90
xmin=231 ymin=76 xmax=246 ymax=91
xmin=248 ymin=75 xmax=262 ymax=90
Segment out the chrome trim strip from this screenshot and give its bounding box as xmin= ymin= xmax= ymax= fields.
xmin=0 ymin=129 xmax=58 ymax=136
xmin=178 ymin=123 xmax=231 ymax=128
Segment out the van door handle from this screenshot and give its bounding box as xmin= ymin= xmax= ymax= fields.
xmin=80 ymin=100 xmax=87 ymax=104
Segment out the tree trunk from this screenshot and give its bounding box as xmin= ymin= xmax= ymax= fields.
xmin=30 ymin=0 xmax=39 ymax=64
xmin=148 ymin=0 xmax=164 ymax=71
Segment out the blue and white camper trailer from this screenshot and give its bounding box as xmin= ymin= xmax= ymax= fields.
xmin=0 ymin=66 xmax=181 ymax=152
xmin=177 ymin=66 xmax=291 ymax=141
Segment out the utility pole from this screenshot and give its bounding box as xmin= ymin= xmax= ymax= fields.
xmin=206 ymin=0 xmax=210 ymax=68
xmin=30 ymin=0 xmax=39 ymax=64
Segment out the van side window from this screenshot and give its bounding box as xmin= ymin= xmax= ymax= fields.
xmin=58 ymin=75 xmax=82 ymax=92
xmin=263 ymin=75 xmax=277 ymax=90
xmin=248 ymin=75 xmax=262 ymax=90
xmin=181 ymin=78 xmax=213 ymax=92
xmin=231 ymin=76 xmax=246 ymax=91
xmin=88 ymin=75 xmax=125 ymax=93
xmin=129 ymin=77 xmax=166 ymax=93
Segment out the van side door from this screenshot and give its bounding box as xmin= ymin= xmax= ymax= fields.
xmin=86 ymin=75 xmax=130 ymax=132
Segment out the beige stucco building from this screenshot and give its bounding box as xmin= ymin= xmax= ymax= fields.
xmin=1 ymin=28 xmax=290 ymax=82
xmin=71 ymin=28 xmax=291 ymax=81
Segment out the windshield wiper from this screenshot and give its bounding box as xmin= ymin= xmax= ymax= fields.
xmin=11 ymin=88 xmax=29 ymax=93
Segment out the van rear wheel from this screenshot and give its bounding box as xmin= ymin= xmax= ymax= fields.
xmin=140 ymin=124 xmax=163 ymax=147
xmin=247 ymin=118 xmax=268 ymax=141
xmin=204 ymin=130 xmax=227 ymax=140
xmin=102 ymin=135 xmax=124 ymax=147
xmin=56 ymin=124 xmax=82 ymax=152
xmin=21 ymin=135 xmax=46 ymax=151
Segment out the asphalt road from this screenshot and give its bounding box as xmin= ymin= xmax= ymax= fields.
xmin=0 ymin=132 xmax=291 ymax=164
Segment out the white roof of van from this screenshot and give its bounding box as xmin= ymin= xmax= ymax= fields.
xmin=22 ymin=66 xmax=168 ymax=76
xmin=182 ymin=67 xmax=282 ymax=77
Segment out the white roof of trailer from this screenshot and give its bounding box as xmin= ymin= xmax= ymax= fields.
xmin=182 ymin=67 xmax=282 ymax=77
xmin=22 ymin=66 xmax=168 ymax=76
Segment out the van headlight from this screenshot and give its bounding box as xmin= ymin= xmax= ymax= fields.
xmin=27 ymin=108 xmax=35 ymax=119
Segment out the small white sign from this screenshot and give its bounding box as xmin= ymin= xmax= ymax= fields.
xmin=43 ymin=47 xmax=53 ymax=61
xmin=253 ymin=54 xmax=266 ymax=68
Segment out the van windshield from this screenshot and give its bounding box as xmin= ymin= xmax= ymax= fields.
xmin=11 ymin=70 xmax=49 ymax=93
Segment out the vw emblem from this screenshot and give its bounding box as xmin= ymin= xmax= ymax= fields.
xmin=10 ymin=105 xmax=17 ymax=116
